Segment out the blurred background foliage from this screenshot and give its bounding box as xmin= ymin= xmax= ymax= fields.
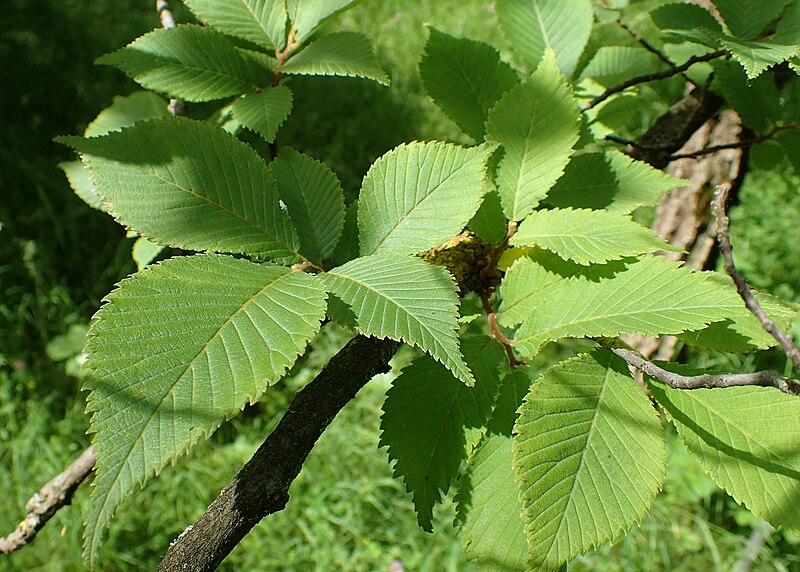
xmin=1 ymin=0 xmax=799 ymax=570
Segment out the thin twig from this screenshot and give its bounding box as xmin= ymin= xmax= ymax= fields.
xmin=714 ymin=184 xmax=800 ymax=369
xmin=669 ymin=122 xmax=800 ymax=160
xmin=605 ymin=342 xmax=800 ymax=395
xmin=616 ymin=18 xmax=692 ymax=83
xmin=0 ymin=446 xmax=97 ymax=554
xmin=481 ymin=294 xmax=523 ymax=367
xmin=582 ymin=50 xmax=725 ymax=112
xmin=156 ymin=1 xmax=188 ymax=117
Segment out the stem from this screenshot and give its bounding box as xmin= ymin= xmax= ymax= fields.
xmin=481 ymin=294 xmax=523 ymax=367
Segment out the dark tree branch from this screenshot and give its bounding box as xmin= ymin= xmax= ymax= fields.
xmin=668 ymin=122 xmax=800 ymax=160
xmin=714 ymin=184 xmax=800 ymax=369
xmin=581 ymin=50 xmax=725 ymax=112
xmin=0 ymin=446 xmax=97 ymax=554
xmin=156 ymin=335 xmax=399 ymax=572
xmin=604 ymin=342 xmax=800 ymax=395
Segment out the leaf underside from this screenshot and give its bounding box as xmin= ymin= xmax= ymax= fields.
xmin=281 ymin=31 xmax=390 ymax=85
xmin=184 ymin=0 xmax=288 ymax=51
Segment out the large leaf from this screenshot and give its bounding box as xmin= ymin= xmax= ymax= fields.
xmin=511 ymin=208 xmax=678 ymax=265
xmin=82 ymin=254 xmax=327 ymax=565
xmin=287 ymin=0 xmax=358 ymax=42
xmin=496 ymin=0 xmax=593 ymax=77
xmin=358 ymin=141 xmax=494 ymax=256
xmin=513 ymin=257 xmax=751 ymax=356
xmin=513 ymin=350 xmax=666 ymax=569
xmin=58 ymin=118 xmax=301 ymax=263
xmin=486 ymin=50 xmax=580 ymax=222
xmin=713 ymin=0 xmax=793 ymax=40
xmin=456 ymin=369 xmax=533 ymax=570
xmin=97 ymin=25 xmax=271 ymax=101
xmin=321 ymin=254 xmax=473 ymax=385
xmin=380 ymin=335 xmax=504 ymax=530
xmin=419 ymin=28 xmax=519 ymax=141
xmin=648 ymin=379 xmax=800 ymax=533
xmin=232 ymin=85 xmax=293 ymax=143
xmin=184 ymin=0 xmax=288 ymax=51
xmin=281 ymin=32 xmax=389 ymax=86
xmin=271 ymin=147 xmax=345 ymax=265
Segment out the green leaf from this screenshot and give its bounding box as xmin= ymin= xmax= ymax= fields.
xmin=511 ymin=208 xmax=679 ymax=265
xmin=651 ymin=3 xmax=723 ymax=38
xmin=281 ymin=32 xmax=389 ymax=86
xmin=777 ymin=1 xmax=800 ymax=44
xmin=97 ymin=25 xmax=271 ymax=101
xmin=380 ymin=335 xmax=504 ymax=530
xmin=497 ymin=254 xmax=564 ymax=327
xmin=231 ymin=85 xmax=293 ymax=143
xmin=85 ymin=92 xmax=169 ymax=137
xmin=606 ymin=150 xmax=687 ymax=213
xmin=58 ymin=117 xmax=300 ymax=263
xmin=513 ymin=350 xmax=666 ymax=569
xmin=59 ymin=160 xmax=105 ymax=212
xmin=456 ymin=369 xmax=532 ymax=570
xmin=648 ymin=379 xmax=800 ymax=534
xmin=272 ymin=147 xmax=345 ymax=265
xmin=332 ymin=201 xmax=360 ymax=266
xmin=486 ymin=50 xmax=580 ymax=221
xmin=82 ymin=254 xmax=327 ymax=565
xmin=713 ymin=60 xmax=780 ymax=132
xmin=496 ymin=0 xmax=593 ymax=77
xmin=580 ymin=46 xmax=660 ymax=85
xmin=184 ymin=0 xmax=288 ymax=51
xmin=719 ymin=34 xmax=800 ymax=79
xmin=713 ymin=0 xmax=793 ymax=40
xmin=468 ymin=190 xmax=508 ymax=244
xmin=287 ymin=0 xmax=358 ymax=43
xmin=358 ymin=141 xmax=494 ymax=256
xmin=513 ymin=257 xmax=751 ymax=356
xmin=544 ymin=153 xmax=618 ymax=211
xmin=131 ymin=237 xmax=164 ymax=270
xmin=322 ymin=254 xmax=473 ymax=385
xmin=419 ymin=28 xmax=519 ymax=141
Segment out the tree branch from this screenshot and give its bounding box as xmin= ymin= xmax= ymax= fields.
xmin=669 ymin=122 xmax=800 ymax=160
xmin=714 ymin=184 xmax=800 ymax=369
xmin=581 ymin=50 xmax=725 ymax=112
xmin=0 ymin=446 xmax=97 ymax=554
xmin=156 ymin=335 xmax=399 ymax=572
xmin=604 ymin=342 xmax=800 ymax=395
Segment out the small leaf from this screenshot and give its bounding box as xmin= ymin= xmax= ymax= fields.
xmin=486 ymin=50 xmax=580 ymax=221
xmin=648 ymin=379 xmax=800 ymax=534
xmin=58 ymin=117 xmax=300 ymax=263
xmin=580 ymin=47 xmax=660 ymax=85
xmin=281 ymin=32 xmax=390 ymax=86
xmin=272 ymin=147 xmax=345 ymax=265
xmin=606 ymin=150 xmax=688 ymax=213
xmin=511 ymin=208 xmax=679 ymax=265
xmin=82 ymin=254 xmax=327 ymax=565
xmin=358 ymin=141 xmax=494 ymax=256
xmin=322 ymin=254 xmax=474 ymax=385
xmin=232 ymin=85 xmax=293 ymax=143
xmin=287 ymin=0 xmax=358 ymax=43
xmin=513 ymin=257 xmax=751 ymax=356
xmin=713 ymin=0 xmax=793 ymax=40
xmin=514 ymin=350 xmax=666 ymax=569
xmin=84 ymin=92 xmax=169 ymax=137
xmin=420 ymin=28 xmax=519 ymax=141
xmin=496 ymin=0 xmax=593 ymax=77
xmin=651 ymin=3 xmax=722 ymax=37
xmin=184 ymin=0 xmax=288 ymax=51
xmin=468 ymin=190 xmax=508 ymax=244
xmin=97 ymin=25 xmax=271 ymax=101
xmin=380 ymin=335 xmax=504 ymax=530
xmin=59 ymin=161 xmax=105 ymax=212
xmin=131 ymin=237 xmax=164 ymax=270
xmin=544 ymin=153 xmax=618 ymax=211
